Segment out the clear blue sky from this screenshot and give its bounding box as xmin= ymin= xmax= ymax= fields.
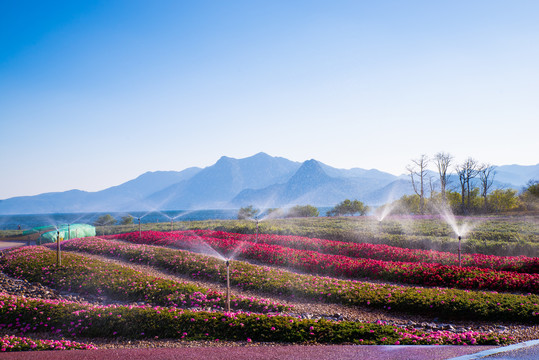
xmin=1 ymin=0 xmax=538 ymax=199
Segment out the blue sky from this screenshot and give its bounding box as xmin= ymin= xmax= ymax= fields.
xmin=1 ymin=0 xmax=538 ymax=199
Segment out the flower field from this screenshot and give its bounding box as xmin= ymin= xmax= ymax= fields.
xmin=106 ymin=231 xmax=539 ymax=294
xmin=57 ymin=237 xmax=539 ymax=323
xmin=2 ymin=220 xmax=538 ymax=350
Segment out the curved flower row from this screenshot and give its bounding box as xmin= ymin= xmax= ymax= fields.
xmin=1 ymin=335 xmax=97 ymax=352
xmin=0 ymin=246 xmax=290 ymax=313
xmin=202 ymin=230 xmax=539 ymax=273
xmin=130 ymin=230 xmax=539 ymax=273
xmin=0 ymin=293 xmax=512 ymax=345
xmin=60 ymin=237 xmax=539 ymax=323
xmin=108 ymin=231 xmax=539 ymax=294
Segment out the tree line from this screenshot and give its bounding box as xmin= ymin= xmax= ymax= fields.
xmin=403 ymin=152 xmax=538 ymax=215
xmin=237 ymin=199 xmax=369 ymax=220
xmin=94 ymin=214 xmax=134 ymax=226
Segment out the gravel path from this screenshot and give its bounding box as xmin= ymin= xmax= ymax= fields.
xmin=1 ymin=250 xmax=538 ymax=348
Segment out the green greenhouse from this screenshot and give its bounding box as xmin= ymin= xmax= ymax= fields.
xmin=23 ymin=224 xmax=96 ymax=245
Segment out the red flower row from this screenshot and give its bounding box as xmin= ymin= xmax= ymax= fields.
xmin=196 ymin=230 xmax=539 ymax=273
xmin=107 ymin=231 xmax=539 ymax=294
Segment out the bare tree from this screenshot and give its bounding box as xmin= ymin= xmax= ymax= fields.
xmin=455 ymin=158 xmax=480 ymax=213
xmin=433 ymin=152 xmax=453 ymax=206
xmin=479 ymin=164 xmax=496 ymax=212
xmin=464 ymin=158 xmax=479 ymax=209
xmin=407 ymin=154 xmax=429 ymax=214
xmin=455 ymin=164 xmax=467 ymax=213
xmin=428 ymin=175 xmax=436 ymax=199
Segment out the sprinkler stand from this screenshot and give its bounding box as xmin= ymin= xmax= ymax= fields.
xmin=255 ymin=216 xmax=259 ymax=242
xmin=171 ymin=219 xmax=173 ymax=232
xmin=226 ymin=260 xmax=231 ymax=312
xmin=458 ymin=236 xmax=462 ymax=267
xmin=57 ymin=230 xmax=61 ymax=266
xmin=138 ymin=218 xmax=142 ymax=238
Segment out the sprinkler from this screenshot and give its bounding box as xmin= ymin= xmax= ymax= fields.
xmin=226 ymin=260 xmax=231 ymax=312
xmin=138 ymin=218 xmax=142 ymax=237
xmin=56 ymin=230 xmax=61 ymax=266
xmin=171 ymin=219 xmax=174 ymax=232
xmin=458 ymin=235 xmax=462 ymax=267
xmin=67 ymin=224 xmax=70 ymax=241
xmin=255 ymin=216 xmax=259 ymax=242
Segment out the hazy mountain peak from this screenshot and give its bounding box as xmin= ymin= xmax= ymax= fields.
xmin=288 ymin=159 xmax=332 ymax=186
xmin=216 ymin=155 xmax=234 ymax=164
xmin=251 ymin=152 xmax=271 ymax=158
xmin=295 ymin=159 xmax=326 ymax=174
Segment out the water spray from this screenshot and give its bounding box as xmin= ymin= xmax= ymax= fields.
xmin=56 ymin=230 xmax=61 ymax=266
xmin=226 ymin=259 xmax=231 ymax=312
xmin=458 ymin=235 xmax=462 ymax=267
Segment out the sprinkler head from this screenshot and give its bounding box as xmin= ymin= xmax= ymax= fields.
xmin=226 ymin=260 xmax=230 ymax=267
xmin=458 ymin=235 xmax=462 ymax=241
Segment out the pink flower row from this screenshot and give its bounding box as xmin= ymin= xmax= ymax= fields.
xmin=1 ymin=334 xmax=97 ymax=351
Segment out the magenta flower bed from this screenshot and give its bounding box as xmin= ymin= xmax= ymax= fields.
xmin=1 ymin=334 xmax=97 ymax=352
xmin=0 ymin=293 xmax=513 ymax=345
xmin=106 ymin=231 xmax=539 ymax=294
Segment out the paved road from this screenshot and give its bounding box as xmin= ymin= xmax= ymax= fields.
xmin=0 ymin=240 xmax=25 ymax=250
xmin=448 ymin=340 xmax=539 ymax=360
xmin=0 ymin=345 xmax=498 ymax=360
xmin=483 ymin=345 xmax=539 ymax=360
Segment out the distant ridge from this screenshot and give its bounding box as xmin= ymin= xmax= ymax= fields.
xmin=0 ymin=153 xmax=536 ymax=215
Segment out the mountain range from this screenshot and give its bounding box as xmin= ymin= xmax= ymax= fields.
xmin=0 ymin=152 xmax=537 ymax=215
